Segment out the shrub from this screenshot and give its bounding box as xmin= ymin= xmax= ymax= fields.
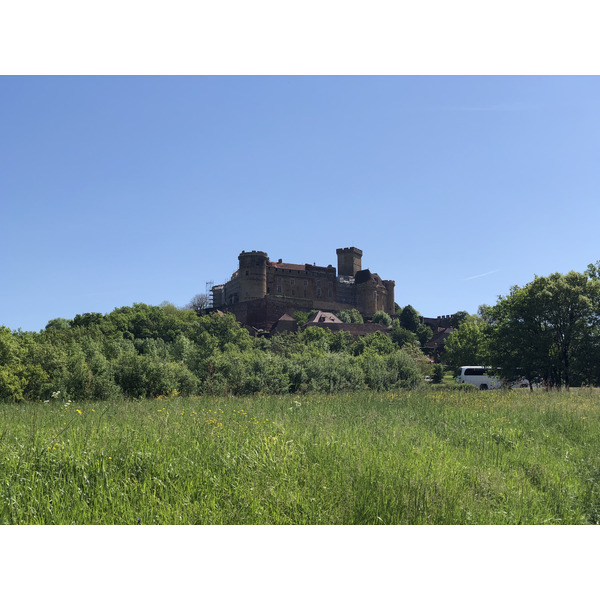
xmin=353 ymin=332 xmax=395 ymax=356
xmin=372 ymin=311 xmax=392 ymax=327
xmin=0 ymin=366 xmax=25 ymax=403
xmin=390 ymin=324 xmax=418 ymax=349
xmin=337 ymin=309 xmax=364 ymax=324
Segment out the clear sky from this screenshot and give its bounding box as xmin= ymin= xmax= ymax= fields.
xmin=2 ymin=75 xmax=600 ymax=332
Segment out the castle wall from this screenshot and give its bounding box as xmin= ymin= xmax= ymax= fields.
xmin=335 ymin=277 xmax=356 ymax=305
xmin=224 ymin=277 xmax=241 ymax=305
xmin=211 ymin=247 xmax=395 ymax=320
xmin=266 ymin=263 xmax=337 ymax=304
xmin=223 ymin=296 xmax=359 ymax=331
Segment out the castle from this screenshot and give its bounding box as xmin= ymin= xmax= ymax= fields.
xmin=211 ymin=247 xmax=395 ymax=330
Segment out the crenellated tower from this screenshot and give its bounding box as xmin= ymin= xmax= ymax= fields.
xmin=336 ymin=247 xmax=363 ymax=277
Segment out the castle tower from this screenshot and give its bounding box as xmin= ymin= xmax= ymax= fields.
xmin=238 ymin=250 xmax=268 ymax=301
xmin=383 ymin=280 xmax=396 ymax=314
xmin=356 ymin=277 xmax=379 ymax=316
xmin=336 ymin=247 xmax=363 ymax=277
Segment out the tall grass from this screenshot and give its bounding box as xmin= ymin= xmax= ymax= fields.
xmin=1 ymin=387 xmax=599 ymax=524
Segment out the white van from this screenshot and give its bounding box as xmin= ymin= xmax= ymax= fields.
xmin=458 ymin=366 xmax=531 ymax=390
xmin=458 ymin=366 xmax=502 ymax=390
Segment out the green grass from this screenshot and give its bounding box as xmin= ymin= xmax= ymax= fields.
xmin=1 ymin=387 xmax=599 ymax=524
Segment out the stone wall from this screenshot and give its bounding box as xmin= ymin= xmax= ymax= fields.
xmin=211 ymin=247 xmax=395 ymax=321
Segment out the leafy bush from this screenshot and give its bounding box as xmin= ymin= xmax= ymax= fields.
xmin=337 ymin=309 xmax=364 ymax=324
xmin=358 ymin=351 xmax=420 ymax=390
xmin=432 ymin=364 xmax=445 ymax=383
xmin=0 ymin=366 xmax=25 ymax=402
xmin=390 ymin=323 xmax=418 ymax=349
xmin=0 ymin=304 xmax=426 ymax=400
xmin=372 ymin=311 xmax=392 ymax=327
xmin=353 ymin=331 xmax=395 ymax=356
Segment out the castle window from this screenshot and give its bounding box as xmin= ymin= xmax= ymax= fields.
xmin=304 ymin=280 xmax=308 ymax=286
xmin=277 ymin=285 xmax=282 ymax=294
xmin=328 ymin=283 xmax=333 ymax=298
xmin=317 ymin=288 xmax=322 ymax=298
xmin=290 ymin=279 xmax=295 ymax=286
xmin=245 ymin=270 xmax=249 ymax=276
xmin=291 ymin=290 xmax=295 ymax=296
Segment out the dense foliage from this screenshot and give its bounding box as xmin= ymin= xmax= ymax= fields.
xmin=444 ymin=264 xmax=600 ymax=388
xmin=0 ymin=304 xmax=427 ymax=402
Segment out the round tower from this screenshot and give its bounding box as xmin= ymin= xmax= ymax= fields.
xmin=383 ymin=280 xmax=395 ymax=314
xmin=356 ymin=277 xmax=379 ymax=316
xmin=238 ymin=251 xmax=268 ymax=301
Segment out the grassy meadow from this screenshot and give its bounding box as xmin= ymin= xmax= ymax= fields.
xmin=1 ymin=386 xmax=599 ymax=525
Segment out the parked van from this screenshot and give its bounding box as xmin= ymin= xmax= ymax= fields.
xmin=458 ymin=366 xmax=502 ymax=390
xmin=458 ymin=366 xmax=530 ymax=390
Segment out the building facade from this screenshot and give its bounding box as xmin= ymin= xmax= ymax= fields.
xmin=211 ymin=247 xmax=395 ymax=329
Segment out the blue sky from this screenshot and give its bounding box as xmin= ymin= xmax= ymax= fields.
xmin=2 ymin=76 xmax=600 ymax=331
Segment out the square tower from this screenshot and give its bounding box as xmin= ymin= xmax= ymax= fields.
xmin=336 ymin=247 xmax=363 ymax=277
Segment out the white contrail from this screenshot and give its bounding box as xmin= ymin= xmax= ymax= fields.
xmin=463 ymin=269 xmax=500 ymax=281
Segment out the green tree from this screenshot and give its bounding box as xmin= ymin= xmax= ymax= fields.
xmin=372 ymin=310 xmax=392 ymax=327
xmin=294 ymin=310 xmax=318 ymax=328
xmin=449 ymin=311 xmax=469 ymax=329
xmin=337 ymin=309 xmax=364 ymax=324
xmin=399 ymin=305 xmax=420 ymax=333
xmin=432 ymin=363 xmax=445 ymax=383
xmin=352 ymin=331 xmax=395 ymax=356
xmin=0 ymin=327 xmax=20 ymax=366
xmin=486 ymin=271 xmax=600 ymax=388
xmin=45 ymin=318 xmax=73 ymax=330
xmin=416 ymin=323 xmax=433 ymax=345
xmin=390 ymin=322 xmax=418 ymax=348
xmin=443 ymin=315 xmax=488 ymax=372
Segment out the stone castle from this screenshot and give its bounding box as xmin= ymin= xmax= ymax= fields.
xmin=211 ymin=247 xmax=395 ymax=330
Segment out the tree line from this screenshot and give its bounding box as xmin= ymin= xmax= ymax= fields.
xmin=443 ymin=262 xmax=600 ymax=389
xmin=0 ymin=303 xmax=434 ymax=402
